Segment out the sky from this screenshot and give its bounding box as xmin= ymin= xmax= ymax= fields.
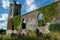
xmin=0 ymin=0 xmax=54 ymax=30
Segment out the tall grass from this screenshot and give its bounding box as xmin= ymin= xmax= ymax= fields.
xmin=0 ymin=33 xmax=57 ymax=40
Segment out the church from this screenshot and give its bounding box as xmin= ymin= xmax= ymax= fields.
xmin=7 ymin=0 xmax=60 ymax=34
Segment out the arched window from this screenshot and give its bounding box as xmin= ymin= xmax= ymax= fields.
xmin=22 ymin=18 xmax=26 ymax=29
xmin=38 ymin=13 xmax=45 ymax=27
xmin=38 ymin=14 xmax=43 ymax=20
xmin=22 ymin=18 xmax=26 ymax=23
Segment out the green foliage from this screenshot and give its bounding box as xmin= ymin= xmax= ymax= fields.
xmin=0 ymin=33 xmax=57 ymax=40
xmin=0 ymin=29 xmax=6 ymax=35
xmin=38 ymin=2 xmax=58 ymax=23
xmin=13 ymin=15 xmax=21 ymax=29
xmin=43 ymin=33 xmax=57 ymax=40
xmin=38 ymin=20 xmax=44 ymax=27
xmin=38 ymin=2 xmax=58 ymax=27
xmin=49 ymin=24 xmax=60 ymax=32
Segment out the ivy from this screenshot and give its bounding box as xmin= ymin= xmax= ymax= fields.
xmin=13 ymin=15 xmax=21 ymax=29
xmin=37 ymin=2 xmax=58 ymax=26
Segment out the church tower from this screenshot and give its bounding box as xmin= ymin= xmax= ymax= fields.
xmin=7 ymin=0 xmax=21 ymax=34
xmin=9 ymin=0 xmax=21 ymax=19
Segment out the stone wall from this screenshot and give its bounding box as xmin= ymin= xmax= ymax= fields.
xmin=57 ymin=1 xmax=60 ymax=19
xmin=7 ymin=19 xmax=13 ymax=30
xmin=55 ymin=1 xmax=60 ymax=23
xmin=21 ymin=11 xmax=39 ymax=31
xmin=7 ymin=1 xmax=60 ymax=34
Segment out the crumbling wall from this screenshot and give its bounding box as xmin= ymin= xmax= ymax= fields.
xmin=21 ymin=11 xmax=39 ymax=30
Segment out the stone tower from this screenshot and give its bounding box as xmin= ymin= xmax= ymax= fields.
xmin=9 ymin=0 xmax=21 ymax=19
xmin=7 ymin=0 xmax=21 ymax=34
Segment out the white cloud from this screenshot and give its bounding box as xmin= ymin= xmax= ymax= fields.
xmin=0 ymin=21 xmax=7 ymax=26
xmin=0 ymin=21 xmax=7 ymax=29
xmin=0 ymin=14 xmax=8 ymax=20
xmin=16 ymin=1 xmax=20 ymax=4
xmin=26 ymin=4 xmax=37 ymax=12
xmin=26 ymin=0 xmax=35 ymax=5
xmin=0 ymin=14 xmax=8 ymax=29
xmin=1 ymin=0 xmax=10 ymax=9
xmin=26 ymin=0 xmax=37 ymax=12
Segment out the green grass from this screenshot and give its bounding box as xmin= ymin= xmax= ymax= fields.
xmin=0 ymin=32 xmax=57 ymax=40
xmin=0 ymin=36 xmax=57 ymax=40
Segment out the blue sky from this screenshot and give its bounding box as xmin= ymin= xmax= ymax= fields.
xmin=0 ymin=0 xmax=54 ymax=30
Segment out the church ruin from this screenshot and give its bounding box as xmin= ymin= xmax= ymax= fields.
xmin=7 ymin=0 xmax=60 ymax=34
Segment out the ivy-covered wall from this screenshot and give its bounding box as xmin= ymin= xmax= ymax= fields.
xmin=38 ymin=2 xmax=58 ymax=22
xmin=12 ymin=2 xmax=58 ymax=28
xmin=13 ymin=15 xmax=21 ymax=29
xmin=37 ymin=2 xmax=58 ymax=27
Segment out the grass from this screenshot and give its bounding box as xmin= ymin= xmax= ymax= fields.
xmin=0 ymin=32 xmax=58 ymax=40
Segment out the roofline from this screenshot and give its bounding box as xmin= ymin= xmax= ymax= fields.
xmin=21 ymin=1 xmax=60 ymax=16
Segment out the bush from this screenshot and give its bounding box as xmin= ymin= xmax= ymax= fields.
xmin=49 ymin=24 xmax=60 ymax=32
xmin=43 ymin=34 xmax=57 ymax=40
xmin=0 ymin=29 xmax=6 ymax=35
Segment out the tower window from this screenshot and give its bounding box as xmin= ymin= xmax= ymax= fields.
xmin=14 ymin=7 xmax=19 ymax=16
